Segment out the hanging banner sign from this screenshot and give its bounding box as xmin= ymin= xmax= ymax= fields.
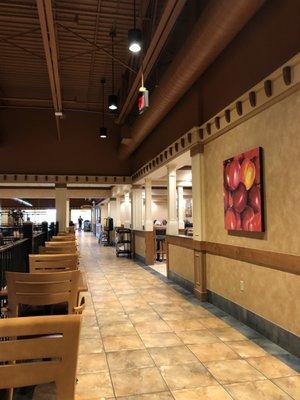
xmin=138 ymin=86 xmax=149 ymax=114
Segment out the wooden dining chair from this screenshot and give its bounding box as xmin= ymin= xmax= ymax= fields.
xmin=29 ymin=253 xmax=78 ymax=273
xmin=39 ymin=246 xmax=78 ymax=254
xmin=51 ymin=235 xmax=77 ymax=242
xmin=45 ymin=240 xmax=77 ymax=247
xmin=5 ymin=270 xmax=81 ymax=317
xmin=0 ymin=314 xmax=81 ymax=400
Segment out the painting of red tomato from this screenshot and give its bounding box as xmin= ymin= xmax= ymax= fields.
xmin=223 ymin=147 xmax=264 ymax=232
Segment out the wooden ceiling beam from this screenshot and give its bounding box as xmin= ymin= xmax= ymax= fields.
xmin=36 ymin=0 xmax=62 ymax=141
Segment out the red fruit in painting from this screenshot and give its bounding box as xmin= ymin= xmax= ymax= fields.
xmin=225 ymin=208 xmax=236 ymax=230
xmin=232 ymin=183 xmax=247 ymax=213
xmin=241 ymin=158 xmax=256 ymax=190
xmin=225 ymin=160 xmax=241 ymax=190
xmin=241 ymin=206 xmax=255 ymax=230
xmin=235 ymin=211 xmax=242 ymax=230
xmin=253 ymin=156 xmax=261 ymax=184
xmin=224 ymin=188 xmax=229 ymax=210
xmin=249 ymin=184 xmax=261 ymax=213
xmin=243 ymin=148 xmax=259 ymax=160
xmin=249 ymin=212 xmax=262 ymax=232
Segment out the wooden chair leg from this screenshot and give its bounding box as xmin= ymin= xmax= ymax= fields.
xmin=56 ymin=377 xmax=76 ymax=400
xmin=5 ymin=388 xmax=13 ymax=400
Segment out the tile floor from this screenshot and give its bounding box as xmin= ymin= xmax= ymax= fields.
xmin=34 ymin=232 xmax=300 ymax=399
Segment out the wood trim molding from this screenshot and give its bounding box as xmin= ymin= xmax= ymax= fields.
xmin=166 ymin=234 xmax=194 ymax=250
xmin=202 ymin=241 xmax=300 ymax=276
xmin=0 ymin=174 xmax=132 ymax=185
xmin=166 ymin=235 xmax=300 ymax=276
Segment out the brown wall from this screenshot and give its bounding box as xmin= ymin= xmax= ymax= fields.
xmin=131 ymin=0 xmax=300 ymax=171
xmin=168 ymin=243 xmax=194 ymax=282
xmin=0 ymin=109 xmax=130 ymax=176
xmin=204 ymin=90 xmax=300 ymax=336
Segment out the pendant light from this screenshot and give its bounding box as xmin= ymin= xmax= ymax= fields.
xmin=108 ymin=30 xmax=118 ymax=111
xmin=100 ymin=78 xmax=107 ymax=138
xmin=128 ymin=0 xmax=142 ymax=53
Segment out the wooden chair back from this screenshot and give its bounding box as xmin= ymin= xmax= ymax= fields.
xmin=45 ymin=240 xmax=76 ymax=247
xmin=39 ymin=246 xmax=78 ymax=254
xmin=6 ymin=270 xmax=80 ymax=317
xmin=0 ymin=314 xmax=81 ymax=400
xmin=51 ymin=235 xmax=76 ymax=242
xmin=29 ymin=253 xmax=78 ymax=273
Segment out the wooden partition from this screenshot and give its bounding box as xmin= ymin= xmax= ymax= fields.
xmin=132 ymin=230 xmax=155 ymax=265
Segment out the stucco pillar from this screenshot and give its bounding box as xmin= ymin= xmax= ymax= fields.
xmin=108 ymin=198 xmax=117 ymax=226
xmin=131 ymin=186 xmax=143 ymax=230
xmin=55 ymin=184 xmax=67 ymax=232
xmin=124 ymin=192 xmax=131 ymax=228
xmin=66 ymin=199 xmax=70 ymax=228
xmin=100 ymin=203 xmax=108 ymax=225
xmin=191 ymin=147 xmax=205 ymax=241
xmin=177 ymin=186 xmax=185 ymax=230
xmin=167 ymin=164 xmax=178 ymax=235
xmin=144 ymin=178 xmax=153 ymax=231
xmin=115 ymin=196 xmax=121 ymax=227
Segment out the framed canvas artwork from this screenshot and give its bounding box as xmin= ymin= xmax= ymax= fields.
xmin=223 ymin=147 xmax=264 ymax=232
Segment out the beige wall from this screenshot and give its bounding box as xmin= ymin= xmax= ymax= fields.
xmin=169 ymin=244 xmax=194 ymax=282
xmin=134 ymin=234 xmax=146 ymax=259
xmin=204 ymin=89 xmax=300 ymax=335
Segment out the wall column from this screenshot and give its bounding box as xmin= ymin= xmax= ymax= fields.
xmin=144 ymin=178 xmax=153 ymax=231
xmin=55 ymin=184 xmax=67 ymax=232
xmin=115 ymin=196 xmax=121 ymax=227
xmin=66 ymin=199 xmax=70 ymax=228
xmin=177 ymin=186 xmax=185 ymax=230
xmin=167 ymin=164 xmax=178 ymax=235
xmin=191 ymin=144 xmax=207 ymax=301
xmin=191 ymin=145 xmax=205 ymax=241
xmin=131 ymin=186 xmax=143 ymax=230
xmin=100 ymin=203 xmax=108 ymax=225
xmin=124 ymin=192 xmax=131 ymax=228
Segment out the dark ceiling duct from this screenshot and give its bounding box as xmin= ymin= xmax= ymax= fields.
xmin=118 ymin=0 xmax=266 ymax=160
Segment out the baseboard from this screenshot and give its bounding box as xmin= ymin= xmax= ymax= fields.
xmin=168 ymin=270 xmax=195 ymax=293
xmin=207 ymin=290 xmax=300 ymax=358
xmin=133 ymin=253 xmax=146 ymax=265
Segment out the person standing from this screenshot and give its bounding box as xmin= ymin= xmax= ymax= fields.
xmin=78 ymin=216 xmax=83 ymax=230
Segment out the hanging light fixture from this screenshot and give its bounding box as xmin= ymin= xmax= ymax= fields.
xmin=128 ymin=0 xmax=142 ymax=53
xmin=108 ymin=30 xmax=118 ymax=111
xmin=100 ymin=78 xmax=108 ymax=138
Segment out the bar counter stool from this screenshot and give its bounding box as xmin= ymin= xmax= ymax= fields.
xmin=5 ymin=270 xmax=82 ymax=317
xmin=0 ymin=314 xmax=82 ymax=400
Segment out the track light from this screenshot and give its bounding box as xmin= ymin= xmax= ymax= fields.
xmin=108 ymin=31 xmax=118 ymax=111
xmin=108 ymin=94 xmax=118 ymax=110
xmin=128 ymin=0 xmax=142 ymax=54
xmin=128 ymin=28 xmax=142 ymax=53
xmin=99 ymin=78 xmax=108 ymax=139
xmin=99 ymin=127 xmax=107 ymax=139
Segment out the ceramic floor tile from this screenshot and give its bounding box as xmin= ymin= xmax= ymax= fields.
xmin=134 ymin=320 xmax=172 ymax=334
xmin=226 ymin=340 xmax=267 ymax=358
xmin=273 ymin=375 xmax=300 ymax=399
xmin=107 ymin=349 xmax=154 ymax=371
xmin=160 ymin=363 xmax=218 ymax=390
xmin=176 ymin=330 xmax=220 ymax=345
xmin=210 ymin=327 xmax=247 ymax=342
xmin=76 ymin=372 xmax=114 ymax=398
xmin=200 ymin=318 xmax=230 ymax=330
xmin=128 ymin=311 xmax=161 ymax=323
xmin=79 ymin=337 xmax=104 ymax=354
xmin=103 ymin=335 xmax=145 ymax=352
xmin=149 ymin=345 xmax=199 ymax=366
xmin=100 ymin=322 xmax=136 ymax=337
xmin=111 ymin=367 xmax=167 ymax=397
xmin=247 ymin=355 xmax=299 ymax=379
xmin=225 ymin=380 xmax=293 ymax=400
xmin=172 ymin=385 xmax=233 ymax=400
xmin=204 ymin=359 xmax=266 ymax=384
xmin=140 ymin=332 xmax=183 ymax=348
xmin=188 ymin=342 xmax=240 ymax=362
xmin=77 ymin=353 xmax=108 ymax=374
xmin=166 ymin=319 xmax=206 ymax=332
xmin=115 ymin=392 xmax=174 ymax=400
